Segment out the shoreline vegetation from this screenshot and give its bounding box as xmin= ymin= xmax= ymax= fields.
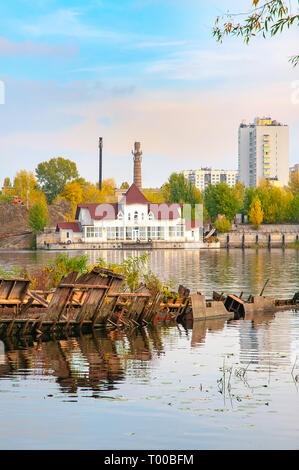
xmin=0 ymin=253 xmax=179 ymax=301
xmin=0 ymin=159 xmax=298 ymax=241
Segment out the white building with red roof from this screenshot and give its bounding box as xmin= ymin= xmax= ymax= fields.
xmin=55 ymin=222 xmax=82 ymax=244
xmin=73 ymin=183 xmax=202 ymax=244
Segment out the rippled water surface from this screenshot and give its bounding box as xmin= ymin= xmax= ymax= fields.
xmin=0 ymin=249 xmax=298 ymax=450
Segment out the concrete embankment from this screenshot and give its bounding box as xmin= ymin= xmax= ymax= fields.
xmin=38 ymin=240 xmax=220 ymax=250
xmin=217 ymin=224 xmax=299 ymax=248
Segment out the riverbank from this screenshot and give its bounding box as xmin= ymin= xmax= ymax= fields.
xmin=217 ymin=223 xmax=299 ymax=249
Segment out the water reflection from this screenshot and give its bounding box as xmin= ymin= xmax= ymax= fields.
xmin=0 ymin=327 xmax=168 ymax=397
xmin=0 ymin=248 xmax=298 ymax=299
xmin=1 ymin=308 xmax=293 ymax=397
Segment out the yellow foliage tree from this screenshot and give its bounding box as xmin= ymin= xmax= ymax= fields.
xmin=59 ymin=181 xmax=84 ymax=219
xmin=13 ymin=170 xmax=47 ymax=209
xmin=249 ymin=198 xmax=263 ymax=229
xmin=288 ymin=172 xmax=299 ymax=196
xmin=59 ymin=178 xmax=117 ymax=219
xmin=142 ymin=188 xmax=165 ymax=203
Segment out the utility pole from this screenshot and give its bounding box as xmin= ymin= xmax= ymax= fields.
xmin=99 ymin=137 xmax=103 ymax=191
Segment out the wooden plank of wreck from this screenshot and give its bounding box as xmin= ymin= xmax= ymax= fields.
xmin=90 ymin=275 xmax=121 ymax=325
xmin=136 ymin=297 xmax=151 ymax=324
xmin=88 ymin=270 xmax=125 ymax=326
xmin=75 ymin=271 xmax=112 ymax=324
xmin=129 ymin=296 xmax=150 ymax=324
xmin=27 ymin=291 xmax=49 ymax=308
xmin=7 ymin=280 xmax=30 ymax=302
xmin=93 ymin=293 xmax=118 ymax=326
xmin=145 ymin=292 xmax=163 ymax=323
xmin=0 ymin=279 xmax=14 ymax=300
xmin=44 ymin=272 xmax=78 ymax=322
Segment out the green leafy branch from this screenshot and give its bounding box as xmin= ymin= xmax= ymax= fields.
xmin=213 ymin=0 xmax=299 ymax=66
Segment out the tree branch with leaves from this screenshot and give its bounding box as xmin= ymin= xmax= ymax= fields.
xmin=213 ymin=0 xmax=299 ymax=66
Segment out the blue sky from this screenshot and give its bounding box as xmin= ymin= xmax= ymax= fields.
xmin=0 ymin=0 xmax=298 ymax=188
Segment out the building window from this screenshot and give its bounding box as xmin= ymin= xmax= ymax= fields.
xmin=148 ymin=212 xmax=154 ymax=221
xmin=169 ymin=225 xmax=184 ymax=238
xmin=139 ymin=227 xmax=146 ymax=239
xmin=86 ymin=227 xmax=103 ymax=239
xmin=126 ymin=227 xmax=133 ymax=240
xmin=66 ymin=232 xmax=70 ymax=238
xmin=128 ymin=213 xmax=131 ymax=221
xmin=134 ymin=211 xmax=138 ymax=222
xmin=147 ymin=226 xmax=165 ymax=240
xmin=107 ymin=227 xmax=124 ymax=240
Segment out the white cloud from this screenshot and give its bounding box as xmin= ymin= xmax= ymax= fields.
xmin=22 ymin=8 xmax=123 ymax=41
xmin=0 ymin=77 xmax=298 ymax=188
xmin=0 ymin=36 xmax=77 ymax=57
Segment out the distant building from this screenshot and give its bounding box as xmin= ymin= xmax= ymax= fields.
xmin=290 ymin=164 xmax=299 ymax=174
xmin=238 ymin=117 xmax=289 ymax=188
xmin=183 ymin=168 xmax=238 ymax=193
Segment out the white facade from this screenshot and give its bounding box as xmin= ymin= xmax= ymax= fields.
xmin=238 ymin=117 xmax=289 ymax=188
xmin=75 ymin=184 xmax=203 ymax=243
xmin=183 ymin=168 xmax=238 ymax=193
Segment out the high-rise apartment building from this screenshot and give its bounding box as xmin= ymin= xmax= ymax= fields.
xmin=290 ymin=164 xmax=299 ymax=174
xmin=238 ymin=117 xmax=289 ymax=188
xmin=183 ymin=168 xmax=238 ymax=193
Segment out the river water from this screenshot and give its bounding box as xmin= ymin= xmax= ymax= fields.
xmin=0 ymin=248 xmax=298 ymax=450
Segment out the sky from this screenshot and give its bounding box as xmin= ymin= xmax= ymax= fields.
xmin=0 ymin=0 xmax=298 ymax=188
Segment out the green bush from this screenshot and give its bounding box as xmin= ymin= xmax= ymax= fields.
xmin=44 ymin=253 xmax=89 ymax=287
xmin=215 ymin=215 xmax=231 ymax=233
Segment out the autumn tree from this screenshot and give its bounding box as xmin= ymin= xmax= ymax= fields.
xmin=13 ymin=170 xmax=46 ymax=209
xmin=289 ymin=194 xmax=299 ymax=222
xmin=143 ymin=188 xmax=165 ymax=203
xmin=59 ymin=178 xmax=116 ymax=220
xmin=288 ymin=172 xmax=299 ymax=196
xmin=36 ymin=157 xmax=79 ymax=204
xmin=215 ymin=214 xmax=232 ymax=233
xmin=249 ymin=198 xmax=264 ymax=228
xmin=28 ymin=200 xmax=49 ymax=234
xmin=2 ymin=177 xmax=13 ymax=196
xmin=244 ymin=181 xmax=294 ymax=223
xmin=213 ymin=1 xmax=299 ymax=67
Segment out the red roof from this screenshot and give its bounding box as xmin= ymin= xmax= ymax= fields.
xmin=56 ymin=222 xmax=82 ymax=233
xmin=74 ymin=185 xmax=184 ymax=222
xmin=75 ymin=203 xmax=118 ymax=220
xmin=121 ymin=184 xmax=149 ymax=204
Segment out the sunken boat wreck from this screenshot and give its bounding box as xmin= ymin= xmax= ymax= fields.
xmin=0 ymin=268 xmax=298 ymax=337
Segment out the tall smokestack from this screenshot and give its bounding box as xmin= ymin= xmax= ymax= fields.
xmin=132 ymin=141 xmax=142 ymax=189
xmin=99 ymin=137 xmax=103 ymax=191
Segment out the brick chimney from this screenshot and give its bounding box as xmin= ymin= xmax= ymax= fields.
xmin=132 ymin=141 xmax=142 ymax=190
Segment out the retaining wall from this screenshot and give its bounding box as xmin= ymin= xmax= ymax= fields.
xmin=218 ymin=224 xmax=299 ymax=248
